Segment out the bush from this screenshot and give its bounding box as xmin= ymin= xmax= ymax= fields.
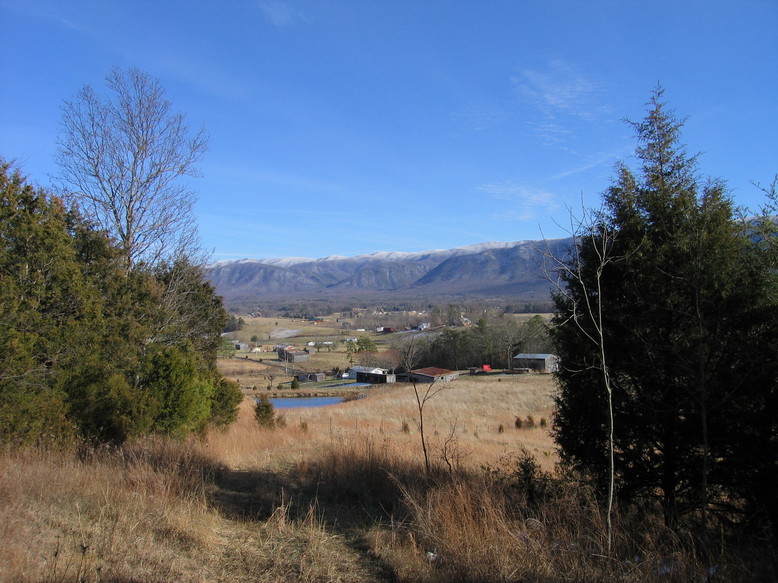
xmin=209 ymin=377 xmax=242 ymax=428
xmin=254 ymin=395 xmax=276 ymax=428
xmin=290 ymin=378 xmax=300 ymax=390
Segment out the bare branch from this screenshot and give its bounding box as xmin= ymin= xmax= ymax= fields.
xmin=56 ymin=68 xmax=208 ymax=268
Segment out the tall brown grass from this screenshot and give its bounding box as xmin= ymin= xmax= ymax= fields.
xmin=2 ymin=374 xmax=773 ymax=582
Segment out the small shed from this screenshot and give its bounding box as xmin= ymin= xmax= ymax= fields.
xmin=512 ymin=353 xmax=559 ymax=373
xmin=409 ymin=367 xmax=459 ymax=383
xmin=296 ymin=372 xmax=326 ymax=383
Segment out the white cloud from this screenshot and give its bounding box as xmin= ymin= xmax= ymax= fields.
xmin=512 ymin=59 xmax=610 ymax=148
xmin=454 ymin=104 xmax=514 ymax=132
xmin=1 ymin=1 xmax=94 ymax=34
xmin=477 ymin=181 xmax=559 ymax=221
xmin=514 ymin=59 xmax=602 ymax=117
xmin=550 ymin=151 xmax=623 ymax=181
xmin=258 ymin=0 xmax=306 ymax=27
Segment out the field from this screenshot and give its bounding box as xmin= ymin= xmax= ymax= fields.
xmin=213 ymin=372 xmax=558 ymax=473
xmin=220 ymin=312 xmax=554 ymax=387
xmin=1 ymin=372 xmax=564 ymax=583
xmin=1 ymin=320 xmax=765 ymax=582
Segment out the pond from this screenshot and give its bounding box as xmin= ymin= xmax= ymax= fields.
xmin=269 ymin=396 xmax=345 ymax=409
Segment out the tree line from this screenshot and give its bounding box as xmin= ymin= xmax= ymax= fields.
xmin=343 ymin=315 xmax=551 ymax=372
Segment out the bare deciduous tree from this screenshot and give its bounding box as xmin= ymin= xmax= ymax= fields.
xmin=542 ymin=204 xmax=623 ymax=554
xmin=395 ymin=334 xmax=444 ymax=475
xmin=56 ymin=67 xmax=208 ymax=268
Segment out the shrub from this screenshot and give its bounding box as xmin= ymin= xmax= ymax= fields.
xmin=254 ymin=395 xmax=276 ymax=428
xmin=209 ymin=377 xmax=242 ymax=428
xmin=290 ymin=378 xmax=300 ymax=390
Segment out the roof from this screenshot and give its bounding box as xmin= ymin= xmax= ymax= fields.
xmin=350 ymin=366 xmax=386 ymax=374
xmin=513 ymin=353 xmax=556 ymax=359
xmin=411 ymin=367 xmax=455 ymax=376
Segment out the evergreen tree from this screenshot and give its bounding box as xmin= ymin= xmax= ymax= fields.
xmin=0 ymin=161 xmax=94 ymax=444
xmin=254 ymin=394 xmax=276 ymax=428
xmin=551 ymin=89 xmax=763 ymax=527
xmin=0 ymin=160 xmax=242 ymax=445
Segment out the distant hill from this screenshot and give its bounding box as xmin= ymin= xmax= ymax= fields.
xmin=205 ymin=238 xmax=573 ymax=305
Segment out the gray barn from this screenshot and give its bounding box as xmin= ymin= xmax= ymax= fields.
xmin=512 ymin=353 xmax=559 ymax=373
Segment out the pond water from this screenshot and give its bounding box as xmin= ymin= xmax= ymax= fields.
xmin=269 ymin=396 xmax=345 ymax=409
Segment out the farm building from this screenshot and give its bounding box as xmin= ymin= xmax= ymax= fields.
xmin=512 ymin=353 xmax=559 ymax=373
xmin=277 ymin=349 xmax=309 ymax=363
xmin=409 ymin=367 xmax=459 ymax=383
xmin=276 ymin=345 xmax=310 ymax=362
xmin=296 ymin=372 xmax=326 ymax=383
xmin=342 ymin=365 xmax=386 ymax=379
xmin=356 ymin=371 xmax=396 ymax=384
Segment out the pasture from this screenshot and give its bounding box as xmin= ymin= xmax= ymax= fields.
xmin=3 ymin=327 xmax=758 ymax=581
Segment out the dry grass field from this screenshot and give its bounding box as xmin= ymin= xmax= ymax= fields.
xmin=210 ymin=373 xmax=557 ymax=472
xmin=0 ymin=373 xmax=561 ymax=583
xmin=1 ymin=364 xmax=764 ymax=581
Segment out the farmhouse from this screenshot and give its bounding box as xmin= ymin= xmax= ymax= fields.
xmin=513 ymin=353 xmax=559 ymax=373
xmin=409 ymin=367 xmax=459 ymax=383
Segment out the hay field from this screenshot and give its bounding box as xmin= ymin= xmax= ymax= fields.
xmin=3 ymin=370 xmax=759 ymax=582
xmin=208 ymin=373 xmax=558 ymax=472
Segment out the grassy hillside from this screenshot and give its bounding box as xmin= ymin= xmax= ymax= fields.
xmin=1 ymin=369 xmax=768 ymax=582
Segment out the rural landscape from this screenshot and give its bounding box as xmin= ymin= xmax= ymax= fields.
xmin=2 ymin=3 xmax=778 ymax=581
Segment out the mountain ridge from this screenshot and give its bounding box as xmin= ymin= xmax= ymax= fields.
xmin=205 ymin=238 xmax=572 ymax=305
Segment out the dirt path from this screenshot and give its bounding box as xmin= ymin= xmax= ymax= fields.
xmin=207 ymin=465 xmax=398 ymax=582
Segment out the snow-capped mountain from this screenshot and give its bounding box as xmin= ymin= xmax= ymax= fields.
xmin=205 ymin=238 xmax=571 ymax=304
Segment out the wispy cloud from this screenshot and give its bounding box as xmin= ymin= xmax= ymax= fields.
xmin=1 ymin=1 xmax=94 ymax=34
xmin=477 ymin=181 xmax=559 ymax=221
xmin=258 ymin=0 xmax=307 ymax=27
xmin=512 ymin=59 xmax=609 ymax=148
xmin=455 ymin=104 xmax=514 ymax=132
xmin=514 ymin=59 xmax=603 ymax=117
xmin=550 ymin=151 xmax=624 ymax=181
xmin=208 ymin=164 xmax=346 ymax=195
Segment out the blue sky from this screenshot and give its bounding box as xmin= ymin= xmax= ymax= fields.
xmin=2 ymin=1 xmax=776 ymax=261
